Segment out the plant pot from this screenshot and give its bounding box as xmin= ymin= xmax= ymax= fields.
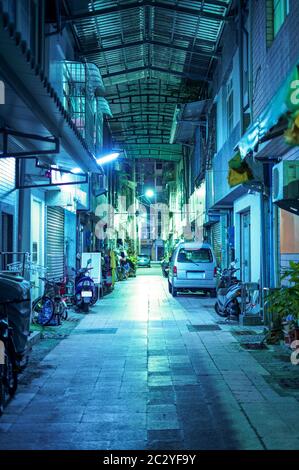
xmin=284 ymin=327 xmax=299 ymax=346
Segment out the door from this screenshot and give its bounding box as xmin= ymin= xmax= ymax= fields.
xmin=46 ymin=207 xmax=65 ymax=280
xmin=240 ymin=210 xmax=251 ymax=282
xmin=31 ymin=199 xmax=43 ymax=298
xmin=1 ymin=212 xmax=13 ymax=269
xmin=157 ymin=246 xmax=164 ymax=261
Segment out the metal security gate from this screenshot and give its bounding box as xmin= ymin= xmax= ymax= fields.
xmin=46 ymin=207 xmax=65 ymax=280
xmin=211 ymin=221 xmax=221 ymax=266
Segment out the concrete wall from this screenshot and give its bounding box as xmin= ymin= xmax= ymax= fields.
xmin=213 ymin=123 xmax=241 ymax=204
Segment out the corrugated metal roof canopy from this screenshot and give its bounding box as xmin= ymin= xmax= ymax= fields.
xmin=66 ymin=0 xmax=232 ymax=161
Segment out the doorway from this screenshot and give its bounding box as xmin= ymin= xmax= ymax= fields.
xmin=240 ymin=210 xmax=251 ymax=282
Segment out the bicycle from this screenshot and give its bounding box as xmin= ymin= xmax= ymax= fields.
xmin=32 ymin=277 xmax=68 ymax=326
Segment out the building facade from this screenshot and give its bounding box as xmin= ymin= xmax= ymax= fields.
xmin=169 ymin=0 xmax=299 ymax=320
xmin=0 ymin=0 xmax=113 ymax=292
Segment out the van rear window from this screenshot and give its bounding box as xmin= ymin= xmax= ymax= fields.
xmin=177 ymin=248 xmax=213 ymax=263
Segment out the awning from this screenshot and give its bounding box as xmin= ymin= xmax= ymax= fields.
xmin=169 ymin=100 xmax=210 ymax=144
xmin=227 ymin=151 xmax=254 ymax=187
xmin=237 ymin=64 xmax=299 ymax=159
xmin=203 ymin=213 xmax=220 ymax=228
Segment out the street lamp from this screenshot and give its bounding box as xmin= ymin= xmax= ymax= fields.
xmin=71 ymin=167 xmax=84 ymax=174
xmin=134 ymin=189 xmax=155 ymax=255
xmin=71 ymin=152 xmax=120 ymax=174
xmin=136 ymin=188 xmax=155 ymax=204
xmin=96 ymin=152 xmax=120 ymax=165
xmin=145 ymin=188 xmax=154 ymax=199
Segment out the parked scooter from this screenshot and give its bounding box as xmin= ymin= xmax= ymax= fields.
xmin=214 ymin=263 xmax=242 ymax=318
xmin=72 ymin=259 xmax=97 ymax=313
xmin=161 ymin=258 xmax=170 ymax=278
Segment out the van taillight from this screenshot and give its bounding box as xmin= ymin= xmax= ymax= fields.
xmin=214 ymin=267 xmax=217 ymax=277
xmin=173 ymin=266 xmax=177 ymax=276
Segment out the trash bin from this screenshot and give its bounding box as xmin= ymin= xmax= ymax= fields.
xmin=0 ymin=273 xmax=31 ymax=357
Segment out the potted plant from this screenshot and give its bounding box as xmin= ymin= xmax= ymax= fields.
xmin=268 ymin=261 xmax=299 ymax=346
xmin=127 ymin=253 xmax=137 ymax=277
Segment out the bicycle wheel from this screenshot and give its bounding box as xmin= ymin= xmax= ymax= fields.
xmin=90 ymin=287 xmax=98 ymax=306
xmin=31 ymin=296 xmax=43 ymax=324
xmin=5 ymin=343 xmax=18 ymax=398
xmin=37 ymin=297 xmax=55 ymax=326
xmin=0 ymin=346 xmax=18 ymax=415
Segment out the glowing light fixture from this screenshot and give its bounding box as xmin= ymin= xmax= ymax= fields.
xmin=96 ymin=152 xmax=120 ymax=165
xmin=145 ymin=189 xmax=154 ymax=198
xmin=71 ymin=167 xmax=83 ymax=174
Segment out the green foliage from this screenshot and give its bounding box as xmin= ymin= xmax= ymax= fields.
xmin=269 ymin=261 xmax=299 ymax=321
xmin=127 ymin=254 xmax=137 ymax=266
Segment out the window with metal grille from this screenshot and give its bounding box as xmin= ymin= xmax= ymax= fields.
xmin=267 ymin=0 xmax=290 ymax=45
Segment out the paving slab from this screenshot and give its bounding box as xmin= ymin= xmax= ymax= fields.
xmin=1 ymin=267 xmax=299 ymax=450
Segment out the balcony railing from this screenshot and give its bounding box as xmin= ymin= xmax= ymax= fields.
xmin=51 ymin=60 xmax=111 ymax=155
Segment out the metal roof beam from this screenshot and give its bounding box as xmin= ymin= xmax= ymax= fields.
xmin=69 ymin=1 xmax=229 ymax=22
xmin=80 ymin=40 xmax=220 ymax=59
xmin=102 ymin=66 xmax=210 ymax=82
xmin=125 ymin=154 xmax=181 ymax=161
xmin=151 ymin=1 xmax=228 ymax=21
xmin=106 ymin=92 xmax=181 ymax=98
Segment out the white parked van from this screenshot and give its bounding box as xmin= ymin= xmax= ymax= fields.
xmin=168 ymin=242 xmax=217 ymax=297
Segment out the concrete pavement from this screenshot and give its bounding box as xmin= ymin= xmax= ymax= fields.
xmin=0 ymin=266 xmax=299 ymax=450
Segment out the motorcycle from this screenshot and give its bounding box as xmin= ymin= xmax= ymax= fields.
xmin=214 ymin=263 xmax=242 ymax=318
xmin=72 ymin=259 xmax=97 ymax=313
xmin=161 ymin=259 xmax=170 ymax=278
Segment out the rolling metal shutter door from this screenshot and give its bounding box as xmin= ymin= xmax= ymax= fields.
xmin=211 ymin=221 xmax=221 ymax=266
xmin=46 ymin=207 xmax=65 ymax=279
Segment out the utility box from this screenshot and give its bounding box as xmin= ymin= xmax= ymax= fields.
xmin=81 ymin=253 xmax=102 ymax=285
xmin=272 ymin=160 xmax=299 ymax=215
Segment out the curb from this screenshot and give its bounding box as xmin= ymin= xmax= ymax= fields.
xmin=27 ymin=330 xmax=42 ymax=349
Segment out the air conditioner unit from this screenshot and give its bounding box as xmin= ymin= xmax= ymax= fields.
xmin=94 ymin=174 xmax=108 ymax=197
xmin=272 ymin=160 xmax=299 ymax=215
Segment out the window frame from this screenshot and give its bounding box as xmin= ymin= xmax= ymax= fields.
xmin=226 ymin=76 xmax=234 ymax=137
xmin=273 ymin=0 xmax=290 ymax=37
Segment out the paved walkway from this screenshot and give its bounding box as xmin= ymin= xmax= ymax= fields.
xmin=1 ymin=267 xmax=299 ymax=450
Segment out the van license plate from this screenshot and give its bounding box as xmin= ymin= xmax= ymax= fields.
xmin=187 ymin=272 xmax=205 ymax=279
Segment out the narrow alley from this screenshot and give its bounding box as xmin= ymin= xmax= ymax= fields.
xmin=0 ymin=0 xmax=299 ymax=458
xmin=1 ymin=267 xmax=299 ymax=451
